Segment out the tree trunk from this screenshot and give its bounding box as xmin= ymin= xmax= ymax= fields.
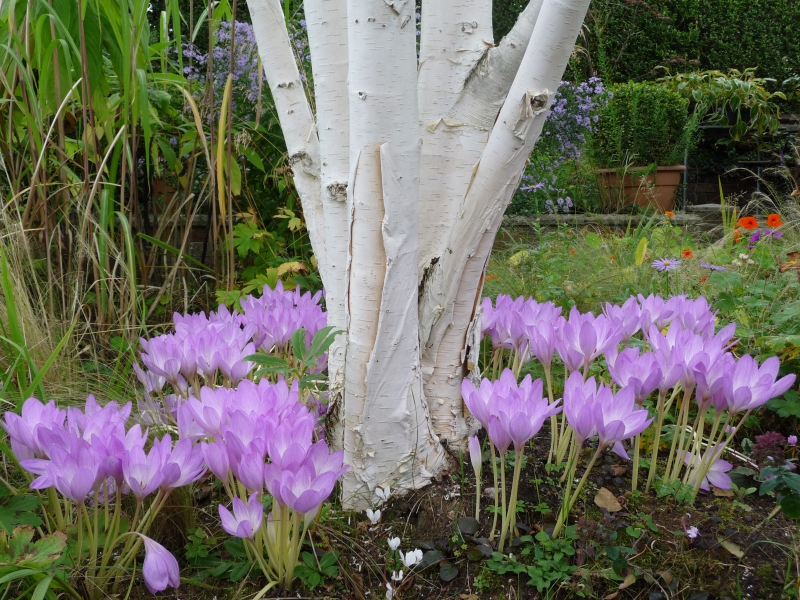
xmin=248 ymin=0 xmax=591 ymax=508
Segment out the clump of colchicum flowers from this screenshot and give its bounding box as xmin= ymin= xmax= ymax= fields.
xmin=2 ymin=397 xmax=205 ymax=597
xmin=471 ymin=292 xmax=795 ymax=540
xmin=3 ymin=283 xmax=347 ymax=595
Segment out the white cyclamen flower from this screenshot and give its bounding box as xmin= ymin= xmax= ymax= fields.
xmin=391 ymin=570 xmax=404 ymax=582
xmin=375 ymin=485 xmax=391 ymax=504
xmin=401 ymin=549 xmax=423 ymax=568
xmin=386 ymin=583 xmax=394 ymax=600
xmin=387 ymin=537 xmax=401 ymax=551
xmin=365 ymin=509 xmax=381 ymax=525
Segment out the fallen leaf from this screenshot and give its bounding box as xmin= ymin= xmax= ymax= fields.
xmin=711 ymin=485 xmax=734 ymax=497
xmin=611 ymin=465 xmax=628 ymax=476
xmin=719 ymin=539 xmax=744 ymax=558
xmin=619 ymin=573 xmax=636 ymax=589
xmin=594 ymin=487 xmax=623 ymax=512
xmin=656 ymin=570 xmax=674 ymax=585
xmin=778 ymin=252 xmax=800 ymax=282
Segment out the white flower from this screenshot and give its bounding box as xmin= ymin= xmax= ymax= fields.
xmin=391 ymin=570 xmax=404 ymax=582
xmin=366 ymin=509 xmax=381 ymax=525
xmin=388 ymin=537 xmax=401 ymax=551
xmin=375 ymin=485 xmax=391 ymax=504
xmin=738 ymin=253 xmax=749 ymax=260
xmin=401 ymin=549 xmax=423 ymax=568
xmin=731 ymin=259 xmax=742 ymax=266
xmin=386 ymin=583 xmax=394 ymax=600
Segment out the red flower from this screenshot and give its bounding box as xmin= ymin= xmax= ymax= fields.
xmin=665 ymin=211 xmax=675 ymax=218
xmin=736 ymin=216 xmax=759 ymax=230
xmin=767 ymin=213 xmax=783 ymax=228
xmin=682 ymin=248 xmax=694 ymax=259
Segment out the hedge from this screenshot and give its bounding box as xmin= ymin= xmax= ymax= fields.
xmin=494 ymin=0 xmax=800 ymax=84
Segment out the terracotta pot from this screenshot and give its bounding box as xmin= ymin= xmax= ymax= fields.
xmin=596 ymin=165 xmax=686 ymax=213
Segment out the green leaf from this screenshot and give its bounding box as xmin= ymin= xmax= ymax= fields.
xmin=439 ymin=561 xmax=458 ymax=582
xmin=0 ymin=493 xmax=42 ymax=533
xmin=291 ymin=328 xmax=308 ymax=362
xmin=634 ymin=237 xmax=648 ymax=266
xmin=781 ymin=494 xmax=800 ymax=519
xmin=242 ymin=147 xmax=265 ymax=172
xmin=585 ymin=232 xmax=603 ymax=249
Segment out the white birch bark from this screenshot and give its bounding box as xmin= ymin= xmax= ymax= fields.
xmin=340 ymin=0 xmax=447 ymax=506
xmin=248 ymin=0 xmax=591 ymax=505
xmin=418 ymin=0 xmax=546 ymax=446
xmin=304 ymin=0 xmax=350 ymax=418
xmin=248 ymin=0 xmax=326 ymax=271
xmin=419 ymin=0 xmax=592 ymax=407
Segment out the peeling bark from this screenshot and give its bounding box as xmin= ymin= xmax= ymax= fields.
xmin=249 ymin=0 xmax=590 ymax=506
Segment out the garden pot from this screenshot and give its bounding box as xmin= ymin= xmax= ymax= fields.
xmin=596 ymin=165 xmax=686 ymax=213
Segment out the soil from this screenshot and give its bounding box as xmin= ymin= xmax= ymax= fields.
xmin=130 ymin=432 xmax=796 ymax=600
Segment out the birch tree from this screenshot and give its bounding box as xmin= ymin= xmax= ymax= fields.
xmin=247 ymin=0 xmax=590 ymax=507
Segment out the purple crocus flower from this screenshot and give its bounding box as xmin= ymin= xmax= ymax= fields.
xmin=219 ymin=493 xmax=264 ymax=539
xmin=490 ymin=376 xmax=561 ymax=450
xmin=2 ymin=398 xmax=66 ymax=461
xmin=723 ymin=355 xmax=796 ymax=413
xmin=638 ymin=294 xmax=682 ymax=334
xmin=789 ymin=435 xmax=798 ymax=447
xmin=159 ymin=438 xmax=206 ymax=489
xmin=270 ymin=465 xmax=340 ymax=515
xmin=593 ymin=385 xmax=653 ymax=450
xmin=682 ymin=447 xmax=733 ymax=491
xmin=605 ymin=347 xmax=661 ymax=405
xmin=556 ymin=307 xmax=623 ymax=373
xmin=462 ymin=370 xmax=518 ymax=430
xmin=201 ymin=439 xmax=231 ymax=480
xmin=123 ymin=445 xmax=165 ymax=500
xmin=562 ymin=371 xmax=599 ymax=444
xmin=28 ymin=441 xmax=100 ymax=502
xmin=141 ymin=535 xmax=180 ymax=593
xmin=603 ymin=297 xmax=641 ymax=343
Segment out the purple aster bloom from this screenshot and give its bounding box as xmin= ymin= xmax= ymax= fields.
xmin=699 ymin=261 xmax=726 ymax=271
xmin=651 ymin=258 xmax=681 ymax=272
xmin=141 ymin=535 xmax=180 ymax=594
xmin=219 ymin=493 xmax=263 ymax=539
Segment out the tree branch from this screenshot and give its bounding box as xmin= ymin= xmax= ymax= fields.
xmin=248 ymin=0 xmax=326 ymax=271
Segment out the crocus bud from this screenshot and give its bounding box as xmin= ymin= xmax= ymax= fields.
xmin=789 ymin=435 xmax=797 ymax=447
xmin=468 ymin=436 xmax=481 ymax=477
xmin=141 ymin=536 xmax=180 ymax=594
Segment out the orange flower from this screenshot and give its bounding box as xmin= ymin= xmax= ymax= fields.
xmin=569 ymin=247 xmax=577 ymax=256
xmin=767 ymin=213 xmax=783 ymax=228
xmin=736 ymin=216 xmax=759 ymax=230
xmin=699 ymin=275 xmax=709 ymax=284
xmin=733 ymin=228 xmax=742 ymax=243
xmin=485 ymin=274 xmax=499 ymax=281
xmin=610 ymin=254 xmax=616 ymax=261
xmin=665 ymin=211 xmax=675 ymax=218
xmin=682 ymin=248 xmax=694 ymax=259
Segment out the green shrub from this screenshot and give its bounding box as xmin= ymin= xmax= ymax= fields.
xmin=567 ymin=0 xmax=800 ymax=85
xmin=586 ymin=82 xmax=695 ymax=168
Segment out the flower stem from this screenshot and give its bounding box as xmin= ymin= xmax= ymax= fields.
xmin=488 ymin=441 xmax=499 ymax=542
xmin=497 ymin=451 xmax=508 ymax=552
